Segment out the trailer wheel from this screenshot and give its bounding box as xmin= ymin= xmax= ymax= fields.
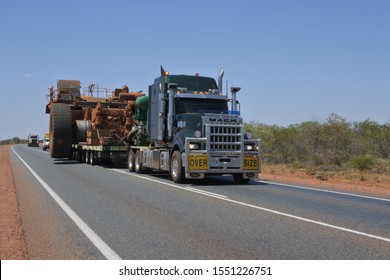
xmin=77 ymin=150 xmax=83 ymax=163
xmin=50 ymin=103 xmax=72 ymax=158
xmin=85 ymin=150 xmax=91 ymax=164
xmin=90 ymin=151 xmax=97 ymax=165
xmin=128 ymin=150 xmax=135 ymax=172
xmin=81 ymin=150 xmax=86 ymax=163
xmin=171 ymin=150 xmax=184 ymax=183
xmin=233 ymin=174 xmax=250 ymax=184
xmin=135 ymin=150 xmax=143 ymax=174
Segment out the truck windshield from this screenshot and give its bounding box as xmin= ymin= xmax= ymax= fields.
xmin=176 ymin=114 xmax=202 ymax=133
xmin=176 ymin=98 xmax=228 ymax=114
xmin=167 ymin=75 xmax=218 ymax=92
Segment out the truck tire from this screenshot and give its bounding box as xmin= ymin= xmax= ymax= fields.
xmin=233 ymin=174 xmax=250 ymax=184
xmin=127 ymin=150 xmax=135 ymax=172
xmin=171 ymin=150 xmax=184 ymax=183
xmin=135 ymin=150 xmax=143 ymax=174
xmin=90 ymin=151 xmax=97 ymax=165
xmin=50 ymin=103 xmax=72 ymax=158
xmin=85 ymin=150 xmax=91 ymax=164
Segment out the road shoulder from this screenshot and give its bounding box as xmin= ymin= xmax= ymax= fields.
xmin=0 ymin=145 xmax=28 ymax=259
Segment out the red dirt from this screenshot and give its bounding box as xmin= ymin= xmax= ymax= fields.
xmin=0 ymin=145 xmax=28 ymax=259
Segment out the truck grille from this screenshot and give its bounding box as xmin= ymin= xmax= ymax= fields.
xmin=208 ymin=124 xmax=242 ymax=152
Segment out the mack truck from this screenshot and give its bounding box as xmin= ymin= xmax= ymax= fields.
xmin=126 ymin=67 xmax=261 ymax=184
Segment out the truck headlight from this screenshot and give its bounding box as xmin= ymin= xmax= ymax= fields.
xmin=244 ymin=144 xmax=254 ymax=151
xmin=189 ymin=143 xmax=201 ymax=150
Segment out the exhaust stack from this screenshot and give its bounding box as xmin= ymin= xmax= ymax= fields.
xmin=218 ymin=69 xmax=224 ymax=94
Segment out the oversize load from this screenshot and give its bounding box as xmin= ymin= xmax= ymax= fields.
xmin=188 ymin=155 xmax=208 ymax=170
xmin=242 ymin=156 xmax=259 ymax=170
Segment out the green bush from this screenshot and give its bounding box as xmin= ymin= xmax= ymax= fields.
xmin=352 ymin=155 xmax=375 ymax=171
xmin=245 ymin=114 xmax=389 ymax=171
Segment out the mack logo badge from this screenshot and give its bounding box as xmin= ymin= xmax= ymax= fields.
xmin=209 ymin=118 xmax=238 ymax=123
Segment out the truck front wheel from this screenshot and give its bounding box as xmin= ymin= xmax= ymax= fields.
xmin=233 ymin=174 xmax=250 ymax=184
xmin=171 ymin=150 xmax=184 ymax=183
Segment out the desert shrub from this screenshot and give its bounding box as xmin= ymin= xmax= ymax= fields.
xmin=352 ymin=155 xmax=376 ymax=171
xmin=245 ymin=114 xmax=389 ymax=172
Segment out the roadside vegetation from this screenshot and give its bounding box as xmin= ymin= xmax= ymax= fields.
xmin=0 ymin=137 xmax=27 ymax=146
xmin=245 ymin=113 xmax=390 ymax=186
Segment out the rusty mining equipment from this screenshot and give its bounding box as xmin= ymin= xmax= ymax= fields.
xmin=45 ymin=80 xmax=144 ymax=160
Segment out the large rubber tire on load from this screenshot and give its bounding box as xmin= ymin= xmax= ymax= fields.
xmin=50 ymin=103 xmax=73 ymax=158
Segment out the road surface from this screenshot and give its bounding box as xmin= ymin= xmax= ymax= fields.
xmin=9 ymin=145 xmax=390 ymax=259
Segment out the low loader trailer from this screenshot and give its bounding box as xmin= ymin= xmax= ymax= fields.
xmin=71 ymin=143 xmax=129 ymax=165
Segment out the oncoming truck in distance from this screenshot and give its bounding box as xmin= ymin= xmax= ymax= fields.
xmin=27 ymin=134 xmax=39 ymax=147
xmin=45 ymin=67 xmax=261 ymax=184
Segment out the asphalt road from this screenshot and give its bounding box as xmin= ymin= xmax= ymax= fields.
xmin=9 ymin=145 xmax=390 ymax=259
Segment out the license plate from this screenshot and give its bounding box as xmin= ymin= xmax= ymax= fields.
xmin=188 ymin=155 xmax=208 ymax=170
xmin=243 ymin=156 xmax=259 ymax=170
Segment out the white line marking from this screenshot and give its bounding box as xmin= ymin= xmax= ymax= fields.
xmin=186 ymin=187 xmax=228 ymax=198
xmin=12 ymin=146 xmax=122 ymax=260
xmin=256 ymin=180 xmax=390 ymax=203
xmin=30 ymin=149 xmax=48 ymax=154
xmin=113 ymin=168 xmax=390 ymax=244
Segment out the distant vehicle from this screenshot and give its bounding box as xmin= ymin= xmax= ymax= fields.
xmin=27 ymin=134 xmax=39 ymax=147
xmin=42 ymin=133 xmax=50 ymax=151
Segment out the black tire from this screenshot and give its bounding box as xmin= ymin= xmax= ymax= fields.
xmin=135 ymin=150 xmax=143 ymax=174
xmin=90 ymin=151 xmax=97 ymax=165
xmin=81 ymin=150 xmax=86 ymax=163
xmin=85 ymin=150 xmax=91 ymax=164
xmin=77 ymin=150 xmax=83 ymax=163
xmin=50 ymin=103 xmax=72 ymax=158
xmin=233 ymin=174 xmax=250 ymax=184
xmin=171 ymin=150 xmax=184 ymax=183
xmin=128 ymin=150 xmax=135 ymax=172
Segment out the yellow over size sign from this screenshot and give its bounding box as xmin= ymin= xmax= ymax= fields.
xmin=243 ymin=156 xmax=259 ymax=170
xmin=188 ymin=155 xmax=208 ymax=170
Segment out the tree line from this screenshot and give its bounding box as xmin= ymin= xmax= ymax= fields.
xmin=245 ymin=113 xmax=390 ymax=171
xmin=0 ymin=137 xmax=27 ymax=146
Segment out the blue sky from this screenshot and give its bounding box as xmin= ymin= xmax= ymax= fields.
xmin=1 ymin=0 xmax=389 ymax=140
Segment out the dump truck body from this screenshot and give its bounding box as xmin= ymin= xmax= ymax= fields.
xmin=45 ymin=80 xmax=141 ymax=161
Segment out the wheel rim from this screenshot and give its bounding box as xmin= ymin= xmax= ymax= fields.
xmin=135 ymin=154 xmax=140 ymax=171
xmin=86 ymin=151 xmax=90 ymax=164
xmin=171 ymin=157 xmax=178 ymax=179
xmin=128 ymin=152 xmax=134 ymax=170
xmin=90 ymin=151 xmax=95 ymax=165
